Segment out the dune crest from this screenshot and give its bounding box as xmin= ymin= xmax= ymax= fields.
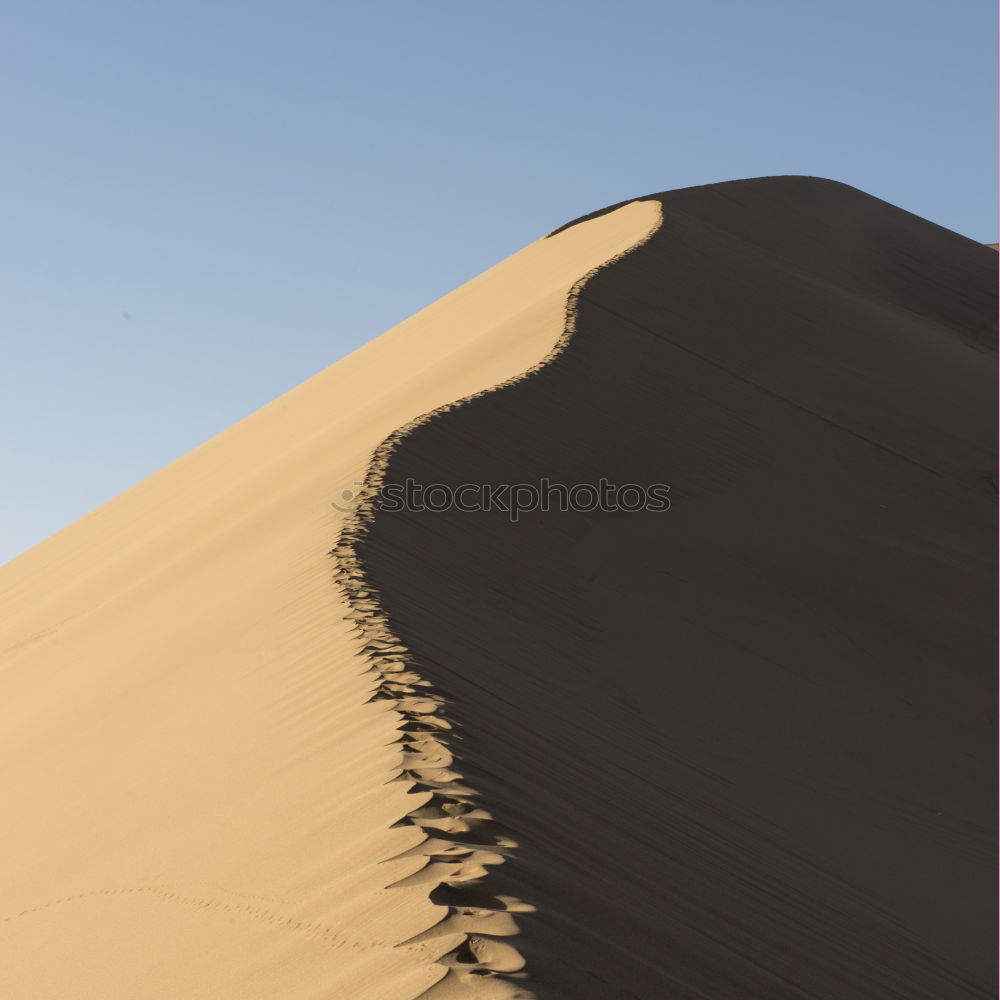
xmin=331 ymin=203 xmax=661 ymax=997
xmin=0 ymin=201 xmax=659 ymax=998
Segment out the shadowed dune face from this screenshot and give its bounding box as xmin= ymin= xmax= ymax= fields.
xmin=359 ymin=178 xmax=998 ymax=998
xmin=0 ymin=202 xmax=659 ymax=999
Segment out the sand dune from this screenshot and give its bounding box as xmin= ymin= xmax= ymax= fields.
xmin=0 ymin=201 xmax=659 ymax=998
xmin=1 ymin=176 xmax=994 ymax=999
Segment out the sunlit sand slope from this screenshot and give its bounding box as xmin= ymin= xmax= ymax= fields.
xmin=361 ymin=177 xmax=997 ymax=999
xmin=0 ymin=201 xmax=659 ymax=999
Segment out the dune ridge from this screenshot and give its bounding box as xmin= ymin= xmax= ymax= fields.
xmin=331 ymin=203 xmax=663 ymax=998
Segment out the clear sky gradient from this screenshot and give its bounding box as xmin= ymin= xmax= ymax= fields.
xmin=2 ymin=0 xmax=996 ymax=563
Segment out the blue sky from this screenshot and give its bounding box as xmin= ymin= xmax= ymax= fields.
xmin=2 ymin=0 xmax=996 ymax=563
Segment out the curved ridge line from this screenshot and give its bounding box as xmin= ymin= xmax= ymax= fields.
xmin=330 ymin=200 xmax=663 ymax=997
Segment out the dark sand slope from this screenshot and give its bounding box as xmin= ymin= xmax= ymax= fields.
xmin=359 ymin=177 xmax=997 ymax=998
